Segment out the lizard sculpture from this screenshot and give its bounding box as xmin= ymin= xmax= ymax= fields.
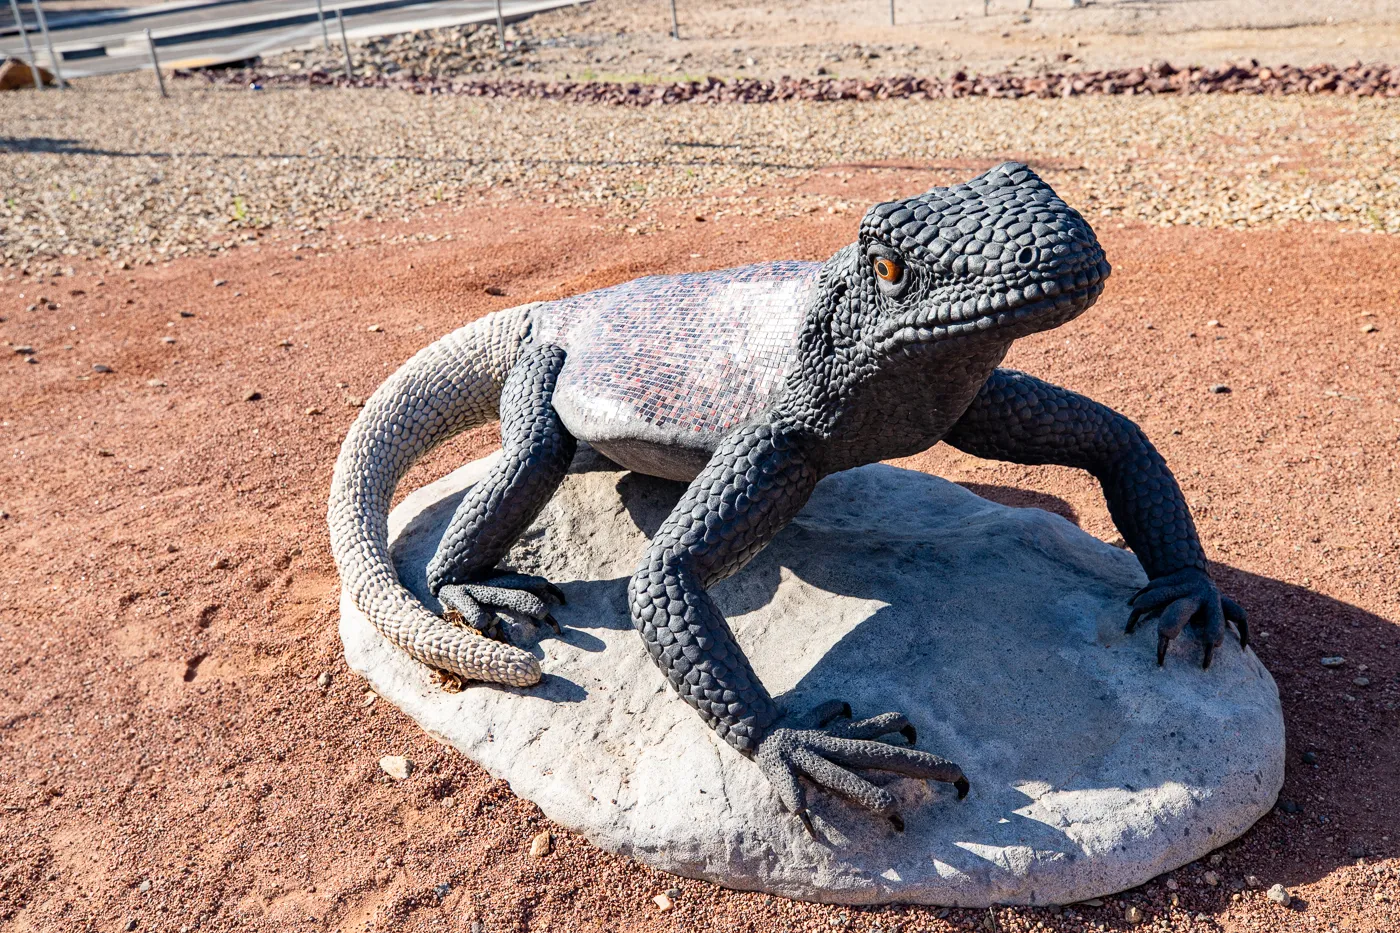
xmin=329 ymin=162 xmax=1247 ymax=831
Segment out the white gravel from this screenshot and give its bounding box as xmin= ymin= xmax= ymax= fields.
xmin=2 ymin=75 xmax=1397 ymax=270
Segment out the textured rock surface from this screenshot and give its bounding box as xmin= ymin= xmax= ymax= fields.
xmin=339 ymin=449 xmax=1285 ymax=906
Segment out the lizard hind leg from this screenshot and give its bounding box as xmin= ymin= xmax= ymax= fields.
xmin=427 ymin=342 xmax=577 ymax=654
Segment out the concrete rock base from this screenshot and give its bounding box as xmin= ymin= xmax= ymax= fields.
xmin=339 ymin=449 xmax=1284 ymax=906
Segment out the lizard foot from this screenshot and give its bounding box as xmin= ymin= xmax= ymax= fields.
xmin=439 ymin=571 xmax=566 ymax=641
xmin=1126 ymin=567 xmax=1248 ymax=670
xmin=756 ymin=704 xmax=968 ymax=837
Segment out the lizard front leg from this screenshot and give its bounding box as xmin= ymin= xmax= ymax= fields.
xmin=427 ymin=343 xmax=576 ymax=643
xmin=944 ymin=368 xmax=1247 ymax=668
xmin=629 ymin=421 xmax=967 ymax=832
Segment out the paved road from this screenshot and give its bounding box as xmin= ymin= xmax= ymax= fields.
xmin=1 ymin=0 xmax=581 ymax=77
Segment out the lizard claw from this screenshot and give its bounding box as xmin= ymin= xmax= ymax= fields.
xmin=1127 ymin=567 xmax=1247 ymax=669
xmin=438 ymin=571 xmax=568 ymax=639
xmin=796 ymin=807 xmax=817 ymax=839
xmin=755 ymin=704 xmax=967 ymax=835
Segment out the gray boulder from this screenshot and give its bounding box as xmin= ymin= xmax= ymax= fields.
xmin=339 ymin=449 xmax=1284 ymax=906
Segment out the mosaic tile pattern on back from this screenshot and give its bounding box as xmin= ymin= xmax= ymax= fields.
xmin=539 ymin=262 xmax=821 ymax=439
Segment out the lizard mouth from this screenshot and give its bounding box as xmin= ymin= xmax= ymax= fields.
xmin=875 ymin=252 xmax=1111 ymax=353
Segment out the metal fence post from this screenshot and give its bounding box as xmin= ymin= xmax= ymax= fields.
xmin=315 ymin=0 xmax=330 ymax=51
xmin=7 ymin=0 xmax=42 ymax=89
xmin=335 ymin=9 xmax=352 ymax=78
xmin=29 ymin=0 xmax=65 ymax=89
xmin=143 ymin=28 xmax=167 ymax=97
xmin=495 ymin=0 xmax=505 ymax=52
xmin=669 ymin=0 xmax=679 ymax=39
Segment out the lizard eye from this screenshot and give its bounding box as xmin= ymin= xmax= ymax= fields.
xmin=873 ymin=256 xmax=903 ymax=284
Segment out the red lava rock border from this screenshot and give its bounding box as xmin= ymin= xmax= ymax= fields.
xmin=184 ymin=59 xmax=1400 ymax=103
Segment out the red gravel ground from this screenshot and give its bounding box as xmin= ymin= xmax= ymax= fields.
xmin=2 ymin=168 xmax=1398 ymax=932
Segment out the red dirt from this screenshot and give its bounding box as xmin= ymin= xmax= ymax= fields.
xmin=2 ymin=171 xmax=1398 ymax=932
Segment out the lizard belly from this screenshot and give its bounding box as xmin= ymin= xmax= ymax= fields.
xmin=539 ymin=263 xmax=819 ymax=481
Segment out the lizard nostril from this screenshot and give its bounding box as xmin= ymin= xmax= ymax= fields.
xmin=1015 ymin=246 xmax=1038 ymax=267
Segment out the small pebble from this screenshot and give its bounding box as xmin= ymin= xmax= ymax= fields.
xmin=138 ymin=879 xmax=151 ymax=892
xmin=1209 ymin=853 xmax=1224 ymax=866
xmin=1301 ymin=751 xmax=1318 ymax=765
xmin=1081 ymin=898 xmax=1104 ymax=907
xmin=146 ymin=379 xmax=167 ymax=387
xmin=434 ymin=881 xmax=451 ymax=898
xmin=1320 ymin=656 xmax=1345 ymax=667
xmin=161 ymin=336 xmax=176 ymax=344
xmin=1208 ymin=384 xmax=1230 ymax=394
xmin=1267 ymin=883 xmax=1291 ymax=906
xmin=484 ymin=285 xmax=507 ymax=296
xmin=213 ymin=279 xmax=227 ymax=287
xmin=278 ymin=338 xmax=293 ymax=347
xmin=366 ymin=324 xmax=382 ymax=332
xmin=1124 ymin=905 xmax=1143 ymax=924
xmin=178 ymin=310 xmax=195 ymax=317
xmin=93 ymin=363 xmax=112 ymax=373
xmin=529 ymin=830 xmax=552 ymax=857
xmin=12 ymin=345 xmax=34 ymax=354
xmin=210 ymin=556 xmax=230 ymax=570
xmin=316 ymin=671 xmax=331 ymax=689
xmin=125 ymin=921 xmax=138 ymax=932
xmin=362 ymin=691 xmax=377 ymax=707
xmin=1361 ymin=323 xmax=1378 ymax=333
xmin=378 ymin=755 xmax=413 ymax=780
xmin=1165 ymin=878 xmax=1179 ymax=890
xmin=1203 ymin=870 xmax=1220 ymax=886
xmin=1352 ymin=676 xmax=1370 ymax=687
xmin=305 ymin=406 xmax=323 ymax=415
xmin=243 ymin=389 xmax=262 ymax=401
xmin=653 ymin=893 xmax=673 ymax=912
xmin=1246 ymin=874 xmax=1261 ymax=888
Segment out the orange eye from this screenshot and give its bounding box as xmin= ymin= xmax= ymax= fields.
xmin=873 ymin=256 xmax=903 ymax=284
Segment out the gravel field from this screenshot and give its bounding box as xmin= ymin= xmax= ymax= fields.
xmin=3 ymin=79 xmax=1398 ymax=271
xmin=2 ymin=201 xmax=1397 ymax=933
xmin=261 ymin=0 xmax=1400 ymax=83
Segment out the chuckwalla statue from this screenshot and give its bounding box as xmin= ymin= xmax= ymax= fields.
xmin=329 ymin=162 xmax=1248 ymax=833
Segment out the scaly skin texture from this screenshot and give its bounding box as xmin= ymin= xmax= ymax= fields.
xmin=328 ymin=162 xmax=1247 ymax=831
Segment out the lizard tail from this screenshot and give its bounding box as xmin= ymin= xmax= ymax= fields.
xmin=328 ymin=304 xmax=543 ymax=687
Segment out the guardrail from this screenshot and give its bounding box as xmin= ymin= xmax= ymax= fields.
xmin=2 ymin=0 xmax=587 ymax=83
xmin=3 ymin=0 xmax=1100 ymax=94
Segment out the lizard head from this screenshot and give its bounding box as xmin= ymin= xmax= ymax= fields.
xmin=855 ymin=162 xmax=1109 ymax=353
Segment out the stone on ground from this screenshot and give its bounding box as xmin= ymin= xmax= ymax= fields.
xmin=378 ymin=755 xmax=412 ymax=781
xmin=340 ymin=449 xmax=1285 ymax=906
xmin=0 ymin=57 xmax=53 ymax=91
